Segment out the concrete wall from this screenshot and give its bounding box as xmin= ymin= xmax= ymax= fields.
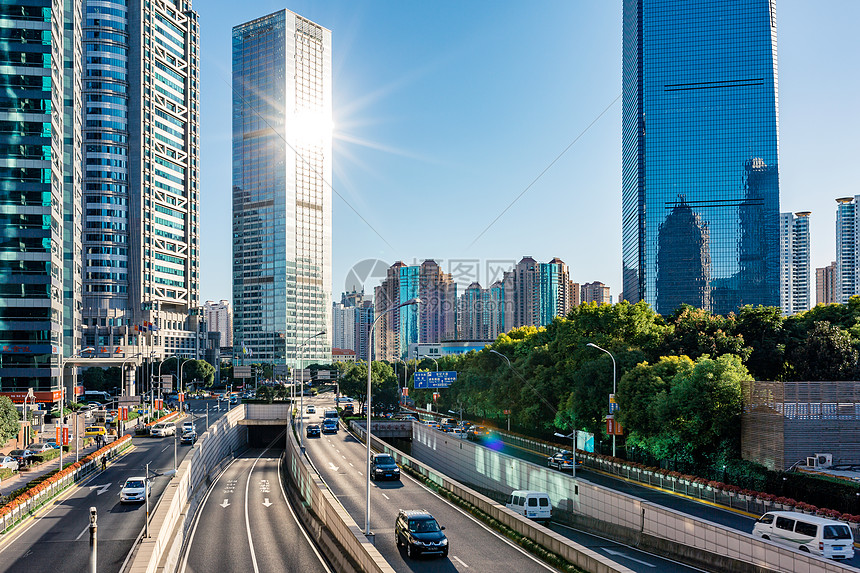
xmin=408 ymin=422 xmax=855 ymax=573
xmin=127 ymin=404 xmax=248 ymax=573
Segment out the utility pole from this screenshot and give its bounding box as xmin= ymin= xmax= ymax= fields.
xmin=89 ymin=507 xmax=97 ymax=573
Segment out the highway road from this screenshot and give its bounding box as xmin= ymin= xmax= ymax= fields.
xmin=179 ymin=447 xmax=331 ymax=573
xmin=0 ymin=399 xmax=228 ymax=573
xmin=302 ymin=394 xmax=561 ymax=573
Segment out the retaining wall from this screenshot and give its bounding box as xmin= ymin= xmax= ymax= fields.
xmin=408 ymin=422 xmax=855 ymax=573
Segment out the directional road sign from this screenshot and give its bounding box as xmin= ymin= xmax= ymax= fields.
xmin=414 ymin=371 xmax=457 ymax=389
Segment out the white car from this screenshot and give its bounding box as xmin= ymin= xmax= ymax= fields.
xmin=0 ymin=456 xmax=18 ymax=471
xmin=26 ymin=443 xmax=55 ymax=454
xmin=306 ymin=405 xmax=316 ymax=414
xmin=182 ymin=421 xmax=194 ymax=433
xmin=150 ymin=422 xmax=176 ymax=437
xmin=119 ymin=476 xmax=150 ymax=504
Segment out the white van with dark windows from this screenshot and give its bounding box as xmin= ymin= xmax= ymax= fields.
xmin=753 ymin=511 xmax=854 ymax=560
xmin=505 ymin=490 xmax=551 ymax=524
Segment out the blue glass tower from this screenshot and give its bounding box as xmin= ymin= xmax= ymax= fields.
xmin=622 ymin=0 xmax=781 ymax=316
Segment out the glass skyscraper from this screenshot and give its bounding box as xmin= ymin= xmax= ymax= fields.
xmin=622 ymin=0 xmax=781 ymax=316
xmin=0 ymin=1 xmax=82 ymax=400
xmin=82 ymin=0 xmax=201 ymax=359
xmin=232 ymin=10 xmax=332 ymax=365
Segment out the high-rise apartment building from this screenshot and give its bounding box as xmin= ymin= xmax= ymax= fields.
xmin=622 ymin=0 xmax=781 ymax=316
xmin=232 ymin=10 xmax=332 ymax=365
xmin=331 ymin=302 xmax=355 ymax=352
xmin=332 ymin=291 xmax=373 ymax=360
xmin=0 ymin=1 xmax=83 ymax=402
xmin=816 ymin=262 xmax=837 ymax=306
xmin=82 ymin=0 xmax=203 ymax=359
xmin=779 ymin=212 xmax=811 ymax=314
xmin=204 ymin=300 xmax=233 ymax=348
xmin=836 ymin=197 xmax=860 ymax=304
xmin=581 ymin=282 xmax=611 ymax=305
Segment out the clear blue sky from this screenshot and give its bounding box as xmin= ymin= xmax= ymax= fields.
xmin=199 ymin=1 xmax=860 ymax=306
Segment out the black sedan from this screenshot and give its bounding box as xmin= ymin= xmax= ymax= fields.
xmin=306 ymin=424 xmax=321 ymax=437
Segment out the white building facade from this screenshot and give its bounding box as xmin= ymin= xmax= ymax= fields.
xmin=779 ymin=211 xmax=811 ymax=314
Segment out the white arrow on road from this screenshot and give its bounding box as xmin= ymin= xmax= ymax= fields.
xmin=328 ymin=462 xmax=339 ymax=472
xmin=219 ymin=499 xmax=230 ymax=508
xmin=262 ymin=498 xmax=272 ymax=508
xmin=601 ymin=548 xmax=655 ymax=567
xmin=89 ymin=483 xmax=112 ymax=495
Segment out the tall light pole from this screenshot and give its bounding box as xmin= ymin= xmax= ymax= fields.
xmin=554 ymin=430 xmax=577 ymax=478
xmin=365 ymin=297 xmax=420 ymax=537
xmin=298 ymin=330 xmax=326 ymax=449
xmin=396 ymin=358 xmax=408 ymax=406
xmin=586 ymin=342 xmax=617 ymax=457
xmin=58 ymin=348 xmax=94 ymax=471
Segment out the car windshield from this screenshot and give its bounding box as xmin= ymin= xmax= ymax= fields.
xmin=376 ymin=455 xmax=394 ymax=465
xmin=125 ymin=480 xmax=145 ymax=489
xmin=823 ymin=525 xmax=852 ymax=540
xmin=409 ymin=518 xmax=440 ymax=533
xmin=9 ymin=450 xmax=23 ymax=456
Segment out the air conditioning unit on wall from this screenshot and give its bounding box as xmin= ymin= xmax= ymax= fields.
xmin=806 ymin=453 xmax=833 ymax=469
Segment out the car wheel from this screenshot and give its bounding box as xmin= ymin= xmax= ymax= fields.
xmin=761 ymin=535 xmax=769 ymax=540
xmin=800 ymin=546 xmax=810 ymax=553
xmin=396 ymin=533 xmax=402 ymax=548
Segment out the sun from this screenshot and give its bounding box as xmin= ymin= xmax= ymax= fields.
xmin=289 ymin=108 xmax=333 ymax=144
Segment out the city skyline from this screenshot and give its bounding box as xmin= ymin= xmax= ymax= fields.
xmin=198 ymin=2 xmax=860 ymax=311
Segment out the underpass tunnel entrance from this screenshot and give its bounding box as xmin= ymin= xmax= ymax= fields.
xmin=248 ymin=424 xmax=286 ymax=448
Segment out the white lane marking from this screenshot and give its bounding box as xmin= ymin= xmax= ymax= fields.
xmin=381 ymin=493 xmax=390 ymax=500
xmin=349 ymin=462 xmax=354 ymax=467
xmin=161 ymin=446 xmax=169 ymax=453
xmin=262 ymin=498 xmax=272 ymax=508
xmin=357 ymin=472 xmax=362 ymax=476
xmin=74 ymin=524 xmax=89 ymax=541
xmin=452 ymin=556 xmax=470 ymax=568
xmin=342 ymin=455 xmax=346 ymax=459
xmin=328 ymin=462 xmax=339 ymax=471
xmin=602 ymin=547 xmax=655 ymax=567
xmin=89 ymin=482 xmax=112 ymax=495
xmin=219 ymin=499 xmax=230 ymax=508
xmin=245 ymin=450 xmax=272 ymax=573
xmin=277 ymin=456 xmax=333 ymax=573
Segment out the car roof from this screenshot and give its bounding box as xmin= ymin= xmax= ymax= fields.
xmin=399 ymin=509 xmax=433 ymax=519
xmin=763 ymin=511 xmax=849 ymax=525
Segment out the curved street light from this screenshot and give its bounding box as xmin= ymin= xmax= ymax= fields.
xmin=586 ymin=342 xmax=617 ymax=457
xmin=365 ymin=297 xmax=421 ymax=536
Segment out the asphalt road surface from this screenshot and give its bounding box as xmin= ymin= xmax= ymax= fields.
xmin=179 ymin=447 xmax=331 ymax=573
xmin=302 ymin=394 xmax=561 ymax=573
xmin=0 ymin=399 xmax=227 ymax=573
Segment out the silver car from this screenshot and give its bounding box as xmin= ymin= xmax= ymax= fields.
xmin=119 ymin=477 xmax=150 ymax=503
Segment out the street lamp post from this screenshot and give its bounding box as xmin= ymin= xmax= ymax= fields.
xmin=298 ymin=331 xmax=326 ymax=449
xmin=554 ymin=430 xmax=577 ymax=478
xmin=586 ymin=342 xmax=617 ymax=458
xmin=58 ymin=348 xmax=94 ymax=471
xmin=365 ymin=297 xmax=420 ymax=537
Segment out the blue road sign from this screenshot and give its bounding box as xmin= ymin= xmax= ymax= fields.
xmin=414 ymin=371 xmax=457 ymax=389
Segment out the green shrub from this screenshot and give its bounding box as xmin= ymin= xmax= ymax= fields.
xmin=0 ymin=468 xmax=15 ymax=480
xmin=32 ymin=450 xmax=59 ymax=463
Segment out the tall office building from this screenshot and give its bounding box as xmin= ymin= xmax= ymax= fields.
xmin=204 ymin=300 xmax=233 ymax=348
xmin=835 ymin=197 xmax=860 ymax=304
xmin=816 ymin=262 xmax=837 ymax=305
xmin=232 ymin=10 xmax=332 ymax=365
xmin=331 ymin=302 xmax=356 ymax=352
xmin=622 ymin=0 xmax=781 ymax=316
xmin=0 ymin=1 xmax=83 ymax=403
xmin=779 ymin=212 xmax=811 ymax=314
xmin=82 ymin=0 xmax=203 ymax=358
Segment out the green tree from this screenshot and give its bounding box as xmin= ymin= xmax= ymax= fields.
xmin=182 ymin=359 xmax=216 ymax=387
xmin=0 ymin=396 xmax=19 ymax=444
xmin=731 ymin=305 xmax=786 ymax=381
xmin=787 ymin=321 xmax=858 ymax=381
xmin=81 ymin=367 xmax=107 ymax=392
xmin=656 ymin=305 xmax=750 ymax=362
xmin=339 ymin=361 xmax=395 ymax=412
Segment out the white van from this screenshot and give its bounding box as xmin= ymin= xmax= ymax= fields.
xmin=150 ymin=422 xmax=176 ymax=437
xmin=505 ymin=490 xmax=552 ymax=523
xmin=753 ymin=511 xmax=854 ymax=560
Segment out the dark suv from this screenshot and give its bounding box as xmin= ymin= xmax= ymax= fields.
xmin=395 ymin=509 xmax=448 ymax=559
xmin=370 ymin=453 xmax=400 ymax=481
